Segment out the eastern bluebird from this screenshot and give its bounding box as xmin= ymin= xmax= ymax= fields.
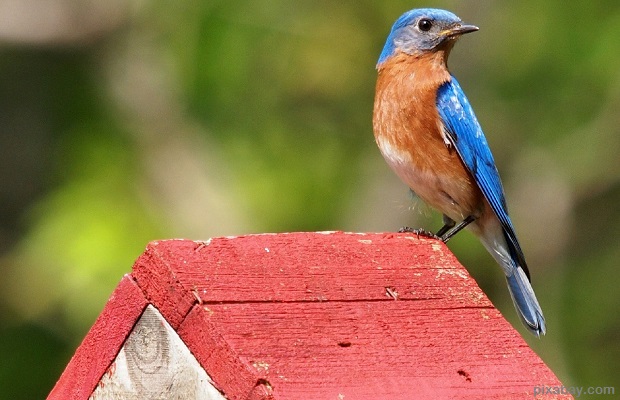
xmin=373 ymin=8 xmax=546 ymax=336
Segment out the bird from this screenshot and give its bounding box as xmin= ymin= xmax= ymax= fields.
xmin=373 ymin=8 xmax=546 ymax=336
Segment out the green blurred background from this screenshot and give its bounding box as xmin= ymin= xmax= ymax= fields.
xmin=0 ymin=0 xmax=618 ymax=398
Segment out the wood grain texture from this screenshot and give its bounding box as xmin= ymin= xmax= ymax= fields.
xmin=177 ymin=305 xmax=273 ymax=400
xmin=90 ymin=305 xmax=226 ymax=400
xmin=130 ymin=232 xmax=570 ymax=399
xmin=48 ymin=275 xmax=148 ymax=400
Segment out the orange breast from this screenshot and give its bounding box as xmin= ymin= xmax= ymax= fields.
xmin=373 ymin=52 xmax=484 ymax=221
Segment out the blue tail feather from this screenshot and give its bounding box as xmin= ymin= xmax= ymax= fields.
xmin=505 ymin=266 xmax=546 ymax=337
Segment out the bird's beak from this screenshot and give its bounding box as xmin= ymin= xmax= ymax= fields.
xmin=442 ymin=24 xmax=479 ymax=38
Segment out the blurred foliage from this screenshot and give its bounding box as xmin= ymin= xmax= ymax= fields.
xmin=0 ymin=0 xmax=618 ymax=398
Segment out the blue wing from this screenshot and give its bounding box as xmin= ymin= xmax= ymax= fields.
xmin=436 ymin=77 xmax=528 ymax=276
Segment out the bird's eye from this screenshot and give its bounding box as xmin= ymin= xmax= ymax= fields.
xmin=418 ymin=18 xmax=433 ymax=32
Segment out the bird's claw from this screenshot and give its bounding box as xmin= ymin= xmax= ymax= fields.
xmin=398 ymin=226 xmax=441 ymax=240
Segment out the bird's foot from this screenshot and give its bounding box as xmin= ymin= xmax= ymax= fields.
xmin=398 ymin=227 xmax=441 ymax=240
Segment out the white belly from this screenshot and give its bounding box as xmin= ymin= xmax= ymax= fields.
xmin=376 ymin=135 xmax=468 ymax=222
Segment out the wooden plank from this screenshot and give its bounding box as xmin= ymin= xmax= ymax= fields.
xmin=132 ymin=232 xmax=492 ymax=305
xmin=131 ymin=240 xmax=199 ymax=329
xmin=130 ymin=232 xmax=570 ymax=399
xmin=48 ymin=275 xmax=148 ymax=400
xmin=90 ymin=305 xmax=227 ymax=400
xmin=176 ymin=304 xmax=273 ymax=400
xmin=202 ymin=301 xmax=554 ymax=399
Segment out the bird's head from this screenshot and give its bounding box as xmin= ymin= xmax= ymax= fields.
xmin=377 ymin=8 xmax=478 ymax=66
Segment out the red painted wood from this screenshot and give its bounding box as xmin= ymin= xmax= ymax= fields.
xmin=131 ymin=239 xmax=199 ymax=329
xmin=132 ymin=233 xmax=492 ymax=305
xmin=176 ymin=304 xmax=273 ymax=400
xmin=130 ymin=232 xmax=569 ymax=400
xmin=47 ymin=275 xmax=148 ymax=400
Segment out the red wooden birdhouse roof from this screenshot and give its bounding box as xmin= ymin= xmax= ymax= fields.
xmin=48 ymin=231 xmax=571 ymax=399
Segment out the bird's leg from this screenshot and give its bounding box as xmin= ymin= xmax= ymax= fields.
xmin=439 ymin=215 xmax=476 ymax=243
xmin=435 ymin=215 xmax=456 ymax=238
